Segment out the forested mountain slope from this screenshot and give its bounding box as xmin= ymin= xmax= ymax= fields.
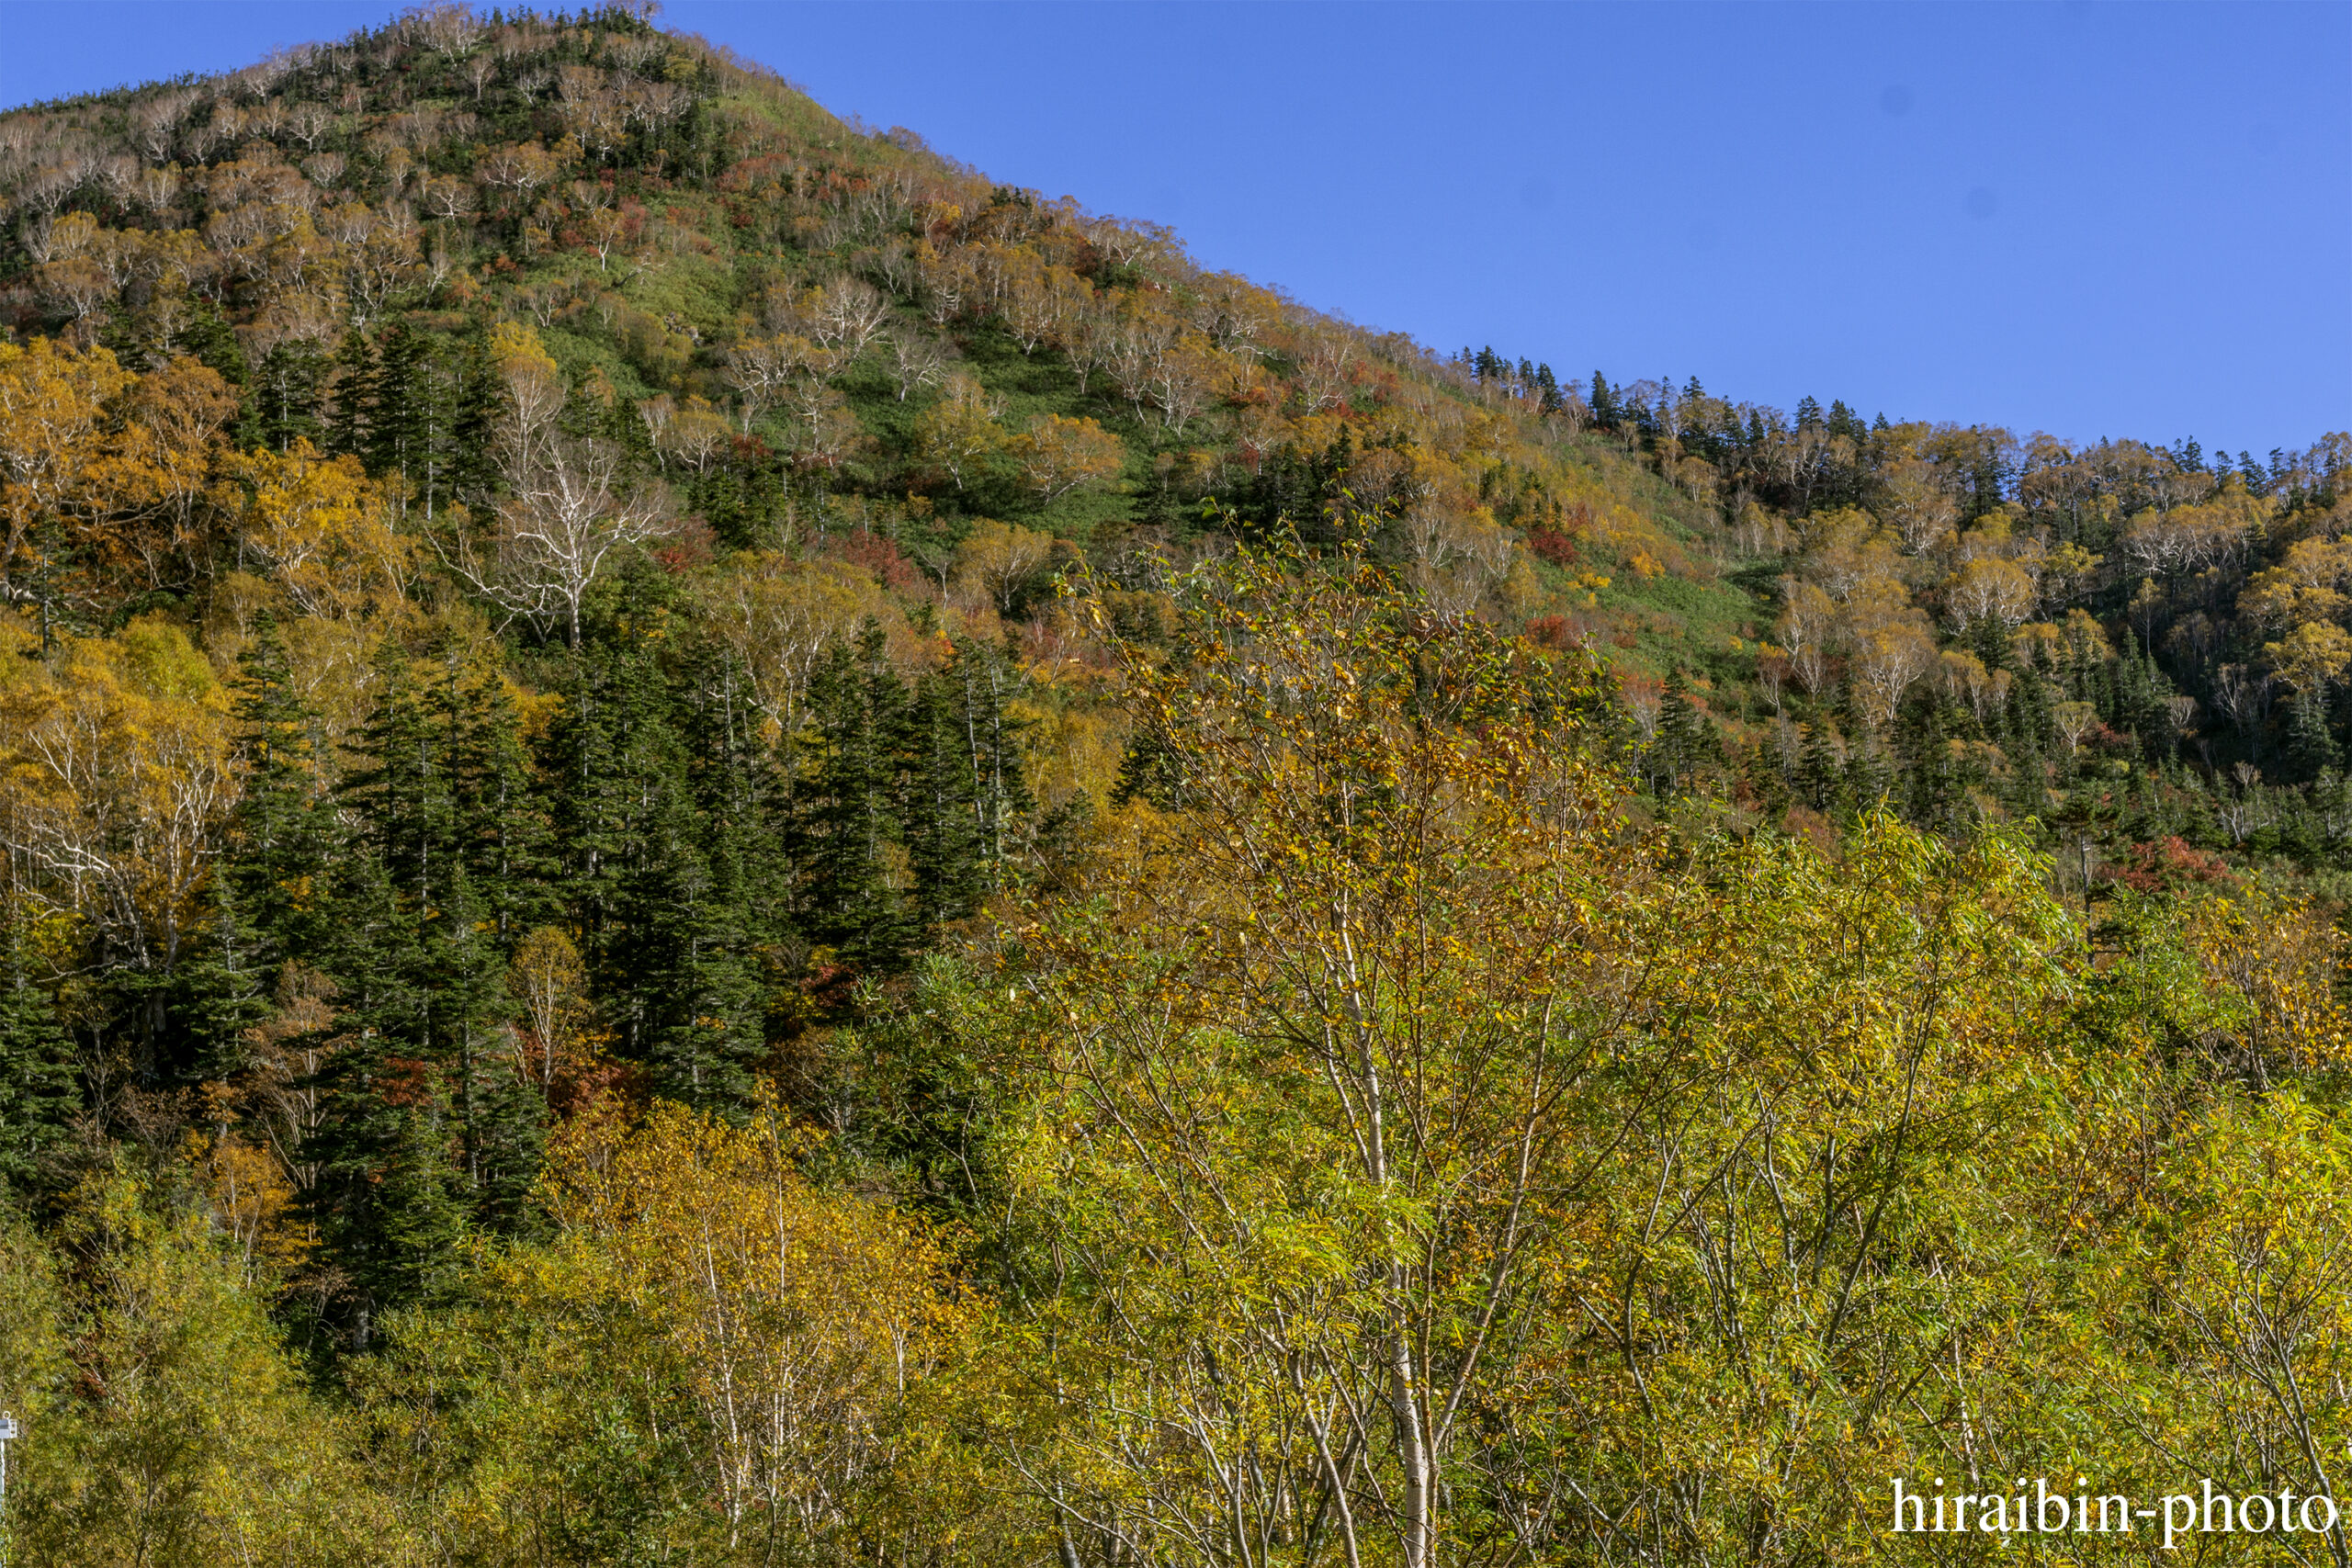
xmin=1 ymin=6 xmax=2351 ymax=1566
xmin=6 ymin=1 xmax=2348 ymax=872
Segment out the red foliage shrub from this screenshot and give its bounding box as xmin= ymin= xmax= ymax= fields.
xmin=1524 ymin=615 xmax=1573 ymax=649
xmin=831 ymin=527 xmax=923 ymax=593
xmin=1525 ymin=525 xmax=1578 ymax=567
xmin=2106 ymin=835 xmax=2238 ymax=894
xmin=654 ymin=517 xmax=716 ymax=573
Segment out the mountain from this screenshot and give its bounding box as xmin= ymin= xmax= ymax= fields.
xmin=1 ymin=7 xmax=2350 ymax=1566
xmin=6 ymin=2 xmax=2347 ymax=880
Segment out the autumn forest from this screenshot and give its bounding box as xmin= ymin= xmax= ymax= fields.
xmin=0 ymin=5 xmax=2349 ymax=1564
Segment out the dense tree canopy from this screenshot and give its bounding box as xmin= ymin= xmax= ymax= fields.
xmin=0 ymin=5 xmax=2349 ymax=1565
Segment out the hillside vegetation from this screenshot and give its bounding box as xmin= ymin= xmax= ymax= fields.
xmin=0 ymin=6 xmax=2350 ymax=1565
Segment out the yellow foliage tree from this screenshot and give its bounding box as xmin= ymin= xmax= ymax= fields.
xmin=214 ymin=439 xmax=414 ymax=622
xmin=910 ymin=372 xmax=1006 ymax=491
xmin=0 ymin=615 xmax=234 ymax=976
xmin=1009 ymin=413 xmax=1124 ymax=502
xmin=10 ymin=1166 xmax=398 ymax=1565
xmin=364 ymin=1094 xmax=982 ymax=1564
xmin=0 ymin=337 xmax=137 ymax=619
xmin=955 ymin=539 xmax=2102 ymax=1566
xmin=952 ymin=519 xmax=1059 ymax=617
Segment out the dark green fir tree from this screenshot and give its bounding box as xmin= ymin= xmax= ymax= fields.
xmin=0 ymin=925 xmax=76 ymax=1186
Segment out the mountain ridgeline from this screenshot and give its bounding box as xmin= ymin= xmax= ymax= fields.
xmin=0 ymin=6 xmax=2349 ymax=1566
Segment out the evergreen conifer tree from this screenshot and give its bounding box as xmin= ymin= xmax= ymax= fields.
xmin=1799 ymin=722 xmax=1845 ymax=812
xmin=327 ymin=327 xmax=378 ymax=460
xmin=245 ymin=341 xmax=329 ymax=453
xmin=0 ymin=923 xmax=76 ymax=1185
xmin=170 ymin=878 xmax=275 ymax=1083
xmin=362 ymin=320 xmax=430 ymax=507
xmin=2287 ymin=689 xmax=2342 ymax=780
xmin=1896 ymin=694 xmax=1964 ymax=832
xmin=175 ymin=296 xmax=248 ymax=385
xmin=939 ymin=638 xmax=1032 ymax=904
xmin=1589 ymin=371 xmax=1618 ymax=429
xmin=308 ymin=641 xmax=549 ymax=1329
xmin=1533 ymin=362 xmax=1562 ymax=414
xmin=631 ymin=818 xmax=766 ymax=1109
xmin=301 ymin=851 xmax=450 ymax=1347
xmin=1651 ymin=671 xmax=1718 ymax=796
xmin=226 ymin=614 xmax=341 ymax=967
xmin=540 ymin=626 xmax=684 ymax=1055
xmin=800 ymin=621 xmax=918 ymax=973
xmin=905 ymin=674 xmax=987 ymax=928
xmin=358 ymin=1096 xmax=470 ymax=1330
xmin=1843 ymin=731 xmax=1894 ymax=813
xmin=618 ymin=647 xmax=775 ymax=1108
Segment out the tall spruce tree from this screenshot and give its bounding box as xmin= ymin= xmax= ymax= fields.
xmin=416 ymin=642 xmax=548 ymax=1228
xmin=225 ymin=615 xmax=341 ymax=967
xmin=632 ymin=647 xmax=777 ymax=1109
xmin=2287 ymin=689 xmax=2342 ymax=781
xmin=0 ymin=919 xmax=76 ymax=1185
xmin=303 ymin=847 xmax=449 ymax=1348
xmin=359 ymin=319 xmax=499 ymax=521
xmin=307 ymin=640 xmax=551 ymax=1339
xmin=327 ymin=327 xmax=378 ymax=461
xmin=541 ymin=623 xmax=685 ymax=1058
xmin=169 ymin=877 xmax=275 ymax=1084
xmin=1799 ymin=721 xmax=1845 ymax=813
xmin=904 ymin=675 xmax=986 ymax=929
xmin=245 ymin=341 xmax=330 ymax=453
xmin=1650 ymin=671 xmax=1717 ymax=797
xmin=905 ymin=637 xmax=1035 ymax=927
xmin=799 ymin=620 xmax=918 ymax=973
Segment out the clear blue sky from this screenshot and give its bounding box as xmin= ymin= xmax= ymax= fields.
xmin=5 ymin=1 xmax=2346 ymax=457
